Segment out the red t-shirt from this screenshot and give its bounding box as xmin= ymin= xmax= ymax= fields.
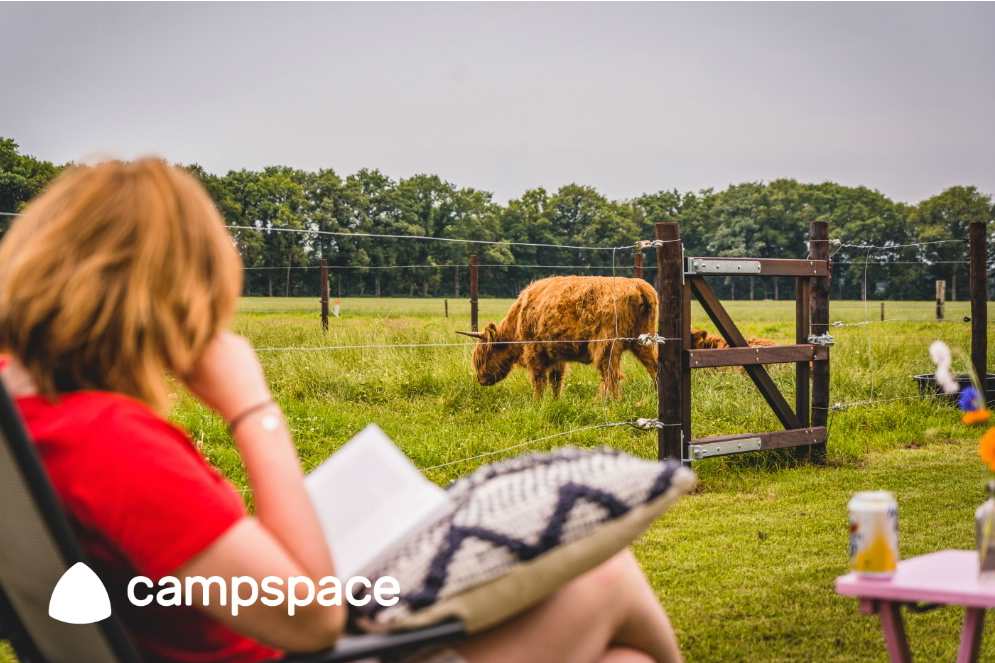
xmin=16 ymin=390 xmax=281 ymax=663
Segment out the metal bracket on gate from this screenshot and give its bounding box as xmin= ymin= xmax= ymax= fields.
xmin=807 ymin=333 xmax=835 ymax=346
xmin=686 ymin=258 xmax=761 ymax=275
xmin=691 ymin=436 xmax=763 ymax=460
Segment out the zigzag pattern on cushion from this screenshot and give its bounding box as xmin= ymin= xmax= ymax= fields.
xmin=406 ymin=483 xmax=631 ymax=611
xmin=363 ymin=459 xmax=682 ymax=617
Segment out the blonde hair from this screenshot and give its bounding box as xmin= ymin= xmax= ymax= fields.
xmin=0 ymin=158 xmax=243 ymax=410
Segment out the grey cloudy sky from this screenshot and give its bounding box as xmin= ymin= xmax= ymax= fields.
xmin=2 ymin=2 xmax=993 ymax=203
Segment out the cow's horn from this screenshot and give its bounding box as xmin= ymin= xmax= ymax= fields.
xmin=456 ymin=330 xmax=485 ymax=339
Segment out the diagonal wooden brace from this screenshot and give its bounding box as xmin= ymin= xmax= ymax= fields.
xmin=688 ymin=275 xmax=802 ymax=430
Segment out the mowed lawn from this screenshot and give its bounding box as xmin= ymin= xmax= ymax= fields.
xmin=4 ymin=297 xmax=994 ymax=662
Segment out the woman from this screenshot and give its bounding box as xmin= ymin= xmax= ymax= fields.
xmin=0 ymin=159 xmax=682 ymax=663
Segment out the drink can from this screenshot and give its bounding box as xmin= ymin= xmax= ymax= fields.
xmin=848 ymin=491 xmax=898 ymax=577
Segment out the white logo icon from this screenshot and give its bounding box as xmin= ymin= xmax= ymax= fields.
xmin=48 ymin=562 xmax=112 ymax=624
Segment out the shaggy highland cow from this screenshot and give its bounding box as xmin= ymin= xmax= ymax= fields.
xmin=458 ymin=276 xmax=658 ymax=398
xmin=458 ymin=275 xmax=780 ymax=399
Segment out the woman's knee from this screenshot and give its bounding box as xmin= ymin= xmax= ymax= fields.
xmin=572 ymin=549 xmax=644 ymax=603
xmin=600 ymin=647 xmax=657 ymax=663
xmin=596 ymin=549 xmax=642 ymax=582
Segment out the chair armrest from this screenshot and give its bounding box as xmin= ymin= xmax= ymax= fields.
xmin=282 ymin=620 xmax=466 ymax=663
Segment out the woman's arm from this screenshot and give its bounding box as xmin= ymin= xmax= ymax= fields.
xmin=174 ymin=517 xmax=344 ymax=651
xmin=178 ymin=332 xmax=345 ymax=650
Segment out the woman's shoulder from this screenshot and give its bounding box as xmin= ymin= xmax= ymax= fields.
xmin=20 ymin=390 xmax=177 ymax=435
xmin=18 ymin=390 xmax=206 ymax=472
xmin=19 ymin=390 xmax=249 ymax=581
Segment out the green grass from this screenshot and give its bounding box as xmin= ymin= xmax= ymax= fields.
xmin=4 ymin=297 xmax=993 ymax=662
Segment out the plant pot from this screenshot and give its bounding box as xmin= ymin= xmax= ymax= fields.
xmin=913 ymin=373 xmax=995 ymax=405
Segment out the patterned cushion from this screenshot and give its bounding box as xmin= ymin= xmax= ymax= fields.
xmin=353 ymin=446 xmax=696 ymax=633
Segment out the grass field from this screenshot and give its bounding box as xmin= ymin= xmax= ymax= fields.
xmin=4 ymin=296 xmax=994 ymax=662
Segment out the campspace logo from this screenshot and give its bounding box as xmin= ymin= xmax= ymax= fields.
xmin=49 ymin=562 xmax=112 ymax=624
xmin=49 ymin=562 xmax=401 ymax=623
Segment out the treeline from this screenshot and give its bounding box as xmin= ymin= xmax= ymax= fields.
xmin=2 ymin=137 xmax=992 ymax=300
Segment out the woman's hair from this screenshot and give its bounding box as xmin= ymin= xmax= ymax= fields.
xmin=0 ymin=158 xmax=243 ymax=410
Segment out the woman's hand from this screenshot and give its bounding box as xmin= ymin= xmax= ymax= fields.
xmin=184 ymin=331 xmax=272 ymax=423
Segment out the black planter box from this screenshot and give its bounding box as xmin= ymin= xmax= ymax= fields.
xmin=913 ymin=373 xmax=995 ymax=405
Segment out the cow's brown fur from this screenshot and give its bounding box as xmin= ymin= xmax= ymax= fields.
xmin=469 ymin=276 xmax=659 ymax=398
xmin=691 ymin=329 xmax=725 ymax=349
xmin=690 ymin=330 xmax=778 ymax=349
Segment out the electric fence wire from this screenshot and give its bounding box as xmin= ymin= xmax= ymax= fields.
xmin=253 ymin=333 xmax=681 ymax=353
xmin=225 ymin=223 xmax=676 ymax=252
xmin=418 ymin=418 xmax=678 ymax=472
xmin=231 ymin=417 xmax=672 ymax=493
xmin=242 ymin=263 xmax=651 ymax=271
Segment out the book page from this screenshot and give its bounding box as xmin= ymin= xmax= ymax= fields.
xmin=305 ymin=424 xmax=449 ymax=578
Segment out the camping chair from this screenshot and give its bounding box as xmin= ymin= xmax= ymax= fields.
xmin=0 ymin=382 xmax=465 ymax=662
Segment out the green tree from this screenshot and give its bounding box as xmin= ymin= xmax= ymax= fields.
xmin=339 ymin=169 xmax=400 ymax=296
xmin=910 ymin=186 xmax=993 ymax=300
xmin=0 ymin=138 xmax=61 ymax=219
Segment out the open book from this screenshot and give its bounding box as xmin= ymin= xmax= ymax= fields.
xmin=305 ymin=424 xmax=450 ymax=578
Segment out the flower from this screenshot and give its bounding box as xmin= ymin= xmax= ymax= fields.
xmin=929 ymin=340 xmax=959 ymax=394
xmin=980 ymin=428 xmax=995 ymax=472
xmin=964 ymin=409 xmax=992 ymax=426
xmin=960 ymin=386 xmax=983 ymax=412
xmin=929 ymin=340 xmax=952 ymax=366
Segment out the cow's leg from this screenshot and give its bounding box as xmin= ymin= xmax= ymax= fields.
xmin=549 ymin=363 xmax=567 ymax=398
xmin=594 ymin=342 xmax=623 ymax=399
xmin=529 ymin=366 xmax=548 ymax=399
xmin=631 ymin=343 xmax=658 ymax=383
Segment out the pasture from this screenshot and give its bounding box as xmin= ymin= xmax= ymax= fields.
xmin=4 ymin=297 xmax=994 ymax=662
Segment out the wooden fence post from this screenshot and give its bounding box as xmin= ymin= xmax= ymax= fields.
xmin=634 ymin=251 xmax=644 ymax=280
xmin=970 ymin=221 xmax=989 ymax=401
xmin=469 ymin=255 xmax=479 ymax=333
xmin=810 ymin=221 xmax=830 ymax=461
xmin=936 ymin=280 xmax=946 ymax=320
xmin=444 ymin=298 xmax=449 ymax=319
xmin=320 ymin=259 xmax=329 ymax=333
xmin=880 ymin=301 xmax=885 ymax=322
xmin=656 ymin=222 xmax=687 ymax=462
xmin=795 ymin=277 xmax=811 ymax=428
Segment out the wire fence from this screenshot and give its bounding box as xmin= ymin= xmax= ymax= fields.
xmin=820 ymin=236 xmax=990 ymax=447
xmin=3 ymin=206 xmax=989 ymax=468
xmin=250 ymin=232 xmax=985 ymax=471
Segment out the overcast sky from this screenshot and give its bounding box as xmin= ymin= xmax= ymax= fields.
xmin=2 ymin=2 xmax=993 ymax=204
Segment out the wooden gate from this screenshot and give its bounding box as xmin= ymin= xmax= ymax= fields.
xmin=652 ymin=220 xmax=832 ymax=464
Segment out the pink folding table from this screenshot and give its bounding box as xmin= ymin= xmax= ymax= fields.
xmin=836 ymin=550 xmax=994 ymax=663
